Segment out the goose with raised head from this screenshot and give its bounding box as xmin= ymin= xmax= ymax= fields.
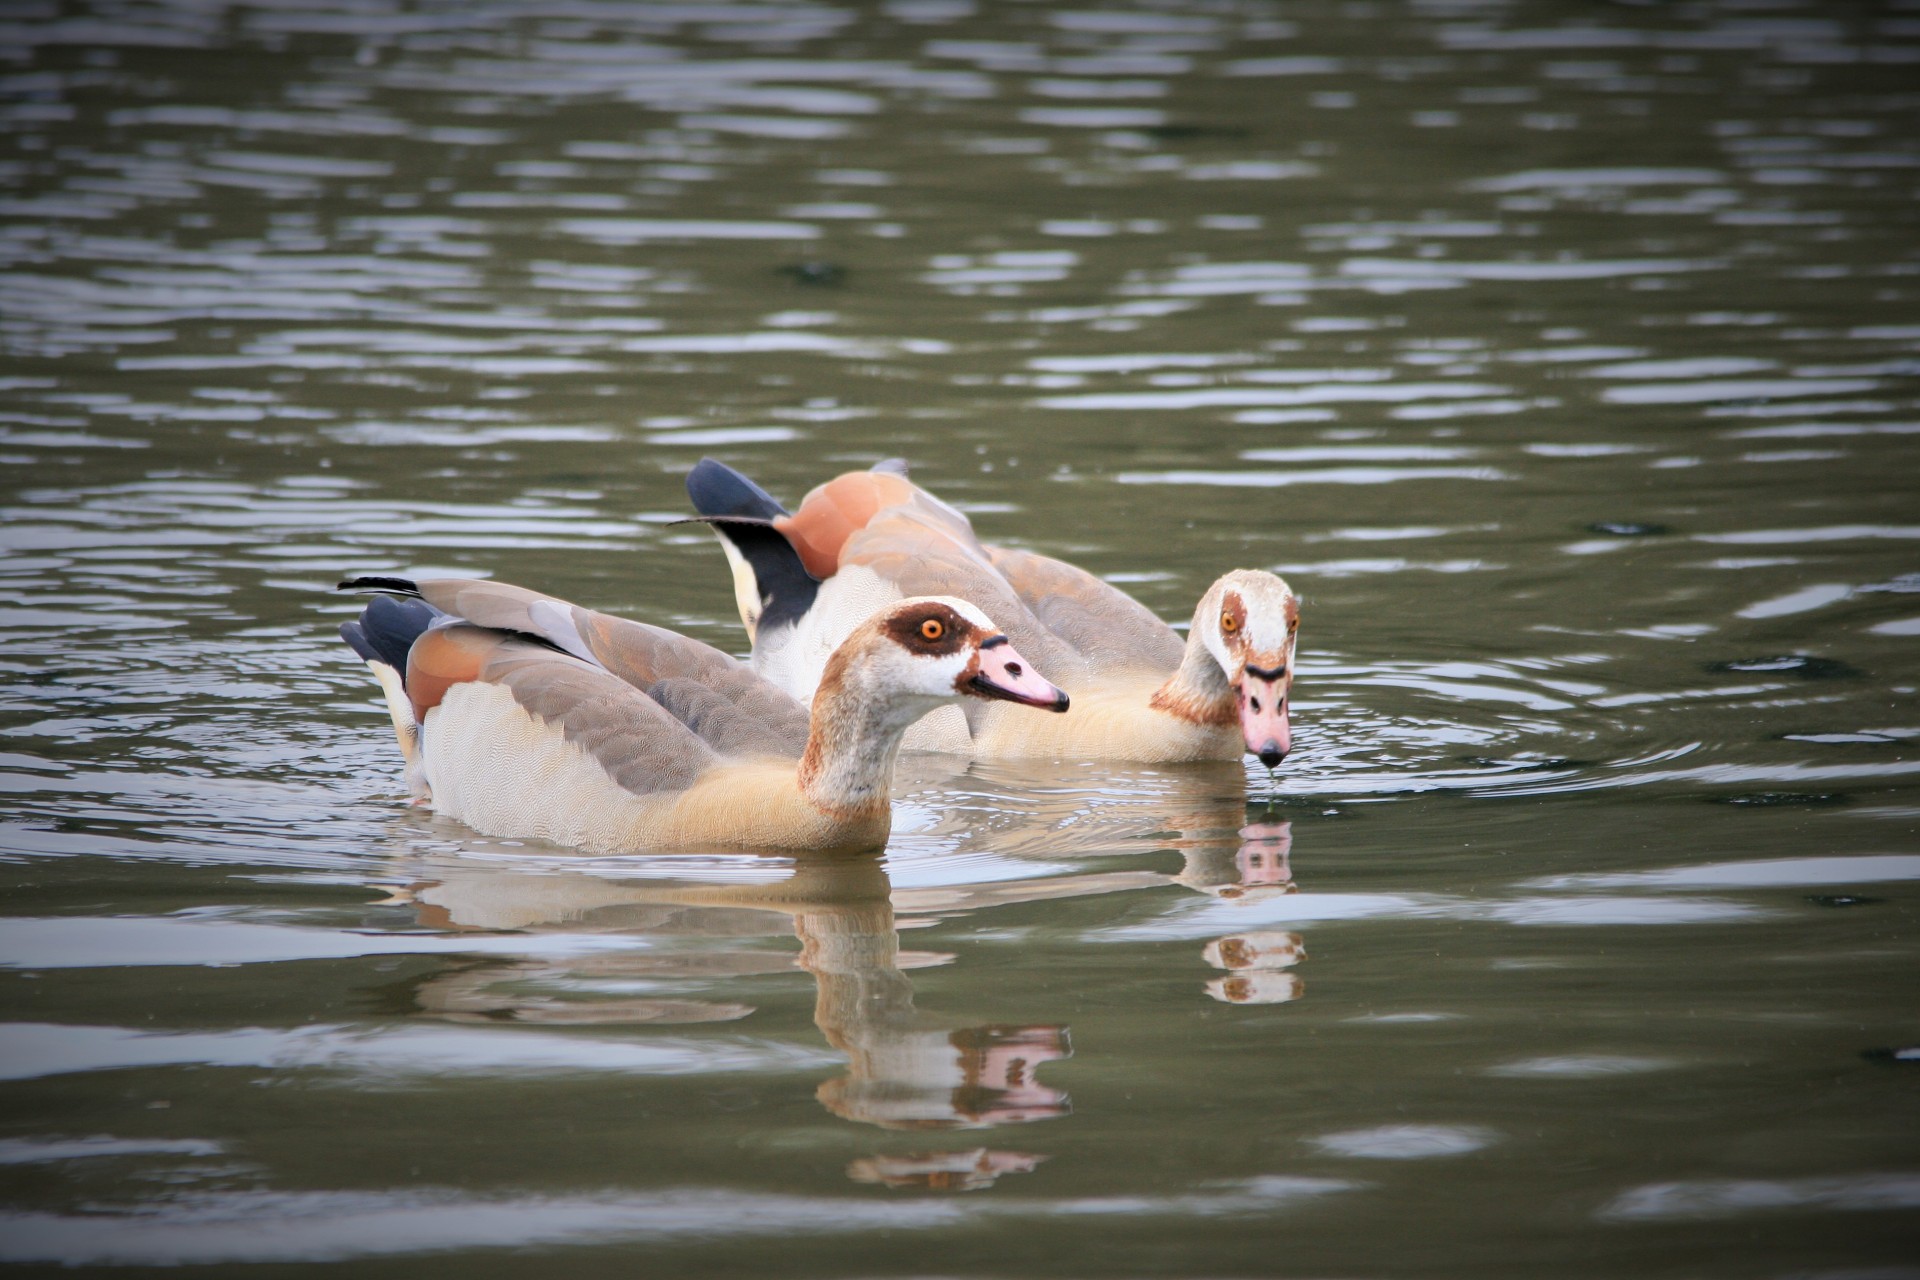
xmin=685 ymin=458 xmax=1299 ymax=767
xmin=336 ymin=574 xmax=1067 ymax=853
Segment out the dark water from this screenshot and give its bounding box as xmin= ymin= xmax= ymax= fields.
xmin=2 ymin=0 xmax=1918 ymax=1273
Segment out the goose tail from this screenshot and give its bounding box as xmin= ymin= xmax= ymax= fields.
xmin=337 ymin=585 xmax=440 ymax=797
xmin=684 ymin=458 xmax=819 ymax=641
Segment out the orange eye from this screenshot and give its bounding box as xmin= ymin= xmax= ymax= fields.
xmin=920 ymin=618 xmax=945 ymax=641
xmin=1220 ymin=611 xmax=1239 ymax=634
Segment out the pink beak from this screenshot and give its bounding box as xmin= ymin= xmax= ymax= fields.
xmin=969 ymin=637 xmax=1070 ymax=712
xmin=1238 ymin=665 xmax=1291 ymax=768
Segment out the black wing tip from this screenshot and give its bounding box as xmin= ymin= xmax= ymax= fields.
xmin=665 ymin=514 xmax=780 ymax=529
xmin=686 ymin=457 xmax=789 ymax=521
xmin=337 ymin=574 xmax=422 ymax=596
xmin=339 ymin=619 xmax=377 ymax=664
xmin=339 ymin=593 xmax=438 ymax=672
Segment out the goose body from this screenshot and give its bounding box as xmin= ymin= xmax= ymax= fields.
xmin=338 ymin=575 xmax=1065 ymax=853
xmin=687 ymin=459 xmax=1299 ymax=766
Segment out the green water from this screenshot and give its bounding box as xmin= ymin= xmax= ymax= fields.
xmin=1 ymin=0 xmax=1917 ymax=1273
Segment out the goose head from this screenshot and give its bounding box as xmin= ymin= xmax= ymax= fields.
xmin=1194 ymin=570 xmax=1300 ymax=768
xmin=823 ymin=596 xmax=1070 ymax=726
xmin=802 ymin=597 xmax=1069 ymax=819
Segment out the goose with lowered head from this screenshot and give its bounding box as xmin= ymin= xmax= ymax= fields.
xmin=685 ymin=459 xmax=1299 ymax=767
xmin=337 ymin=574 xmax=1066 ymax=853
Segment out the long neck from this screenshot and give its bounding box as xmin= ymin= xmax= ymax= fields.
xmin=797 ymin=901 xmax=917 ymax=1051
xmin=1149 ymin=602 xmax=1236 ymax=726
xmin=798 ymin=651 xmax=937 ymax=817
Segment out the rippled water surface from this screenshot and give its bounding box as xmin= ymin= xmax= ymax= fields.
xmin=3 ymin=0 xmax=1918 ymax=1273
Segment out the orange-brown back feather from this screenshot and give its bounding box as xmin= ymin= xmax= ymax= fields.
xmin=405 ymin=625 xmax=494 ymax=721
xmin=774 ymin=471 xmax=917 ymax=578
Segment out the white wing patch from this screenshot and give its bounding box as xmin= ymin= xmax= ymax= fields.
xmin=527 ymin=598 xmax=598 ymax=665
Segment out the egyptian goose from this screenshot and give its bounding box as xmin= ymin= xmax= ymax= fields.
xmin=686 ymin=459 xmax=1299 ymax=766
xmin=336 ymin=574 xmax=1066 ymax=853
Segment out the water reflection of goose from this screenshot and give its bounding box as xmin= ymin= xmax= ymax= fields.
xmin=847 ymin=1148 xmax=1048 ymax=1192
xmin=386 ymin=796 xmax=1307 ymax=1078
xmin=336 ymin=575 xmax=1064 ymax=853
xmin=1175 ymin=819 xmax=1298 ymax=900
xmin=385 ymin=852 xmax=1073 ymax=1132
xmin=842 ymin=756 xmax=1309 ymax=1007
xmin=686 ymin=458 xmax=1300 ymax=767
xmin=1185 ymin=821 xmax=1307 ymax=1006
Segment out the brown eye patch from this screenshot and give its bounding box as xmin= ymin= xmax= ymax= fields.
xmin=886 ymin=603 xmax=974 ymax=655
xmin=1219 ymin=593 xmax=1248 ymax=641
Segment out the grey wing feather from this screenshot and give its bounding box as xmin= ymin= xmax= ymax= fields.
xmin=416 ymin=578 xmax=812 ymax=760
xmin=574 ymin=611 xmax=810 ymax=756
xmin=646 ymin=677 xmax=806 ymax=760
xmin=984 ymin=545 xmax=1186 ymax=677
xmin=401 ymin=578 xmax=597 ymax=664
xmin=482 ymin=644 xmax=724 ymax=796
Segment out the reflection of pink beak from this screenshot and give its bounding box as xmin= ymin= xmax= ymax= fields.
xmin=1235 ymin=822 xmax=1294 ymax=887
xmin=970 ymin=637 xmax=1070 ymax=711
xmin=954 ymin=1024 xmax=1072 ymax=1125
xmin=1238 ymin=666 xmax=1291 ymax=767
